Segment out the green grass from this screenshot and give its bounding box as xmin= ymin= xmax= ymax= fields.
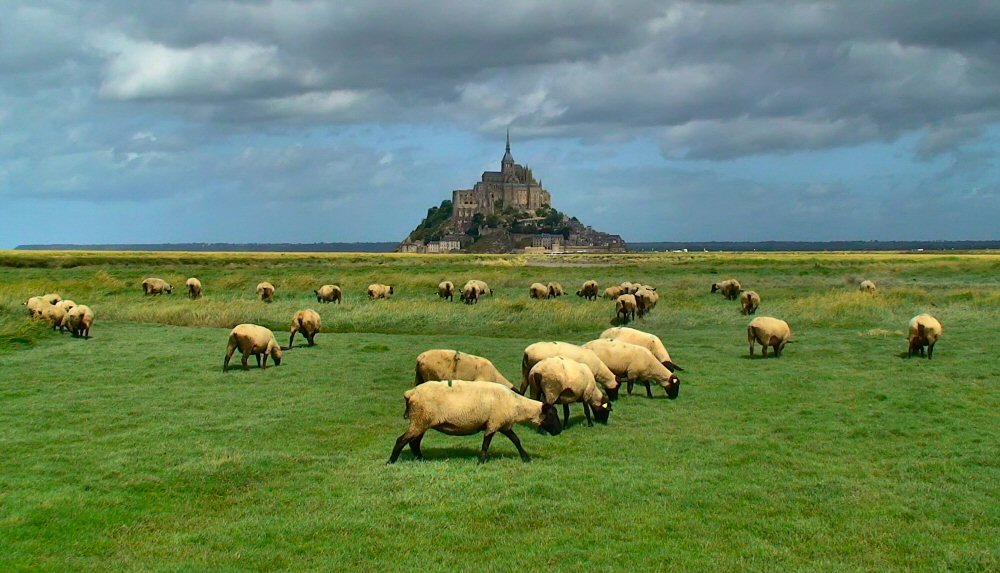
xmin=1 ymin=251 xmax=999 ymax=572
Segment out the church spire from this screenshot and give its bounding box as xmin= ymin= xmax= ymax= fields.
xmin=506 ymin=128 xmax=510 ymax=154
xmin=502 ymin=128 xmax=514 ymax=168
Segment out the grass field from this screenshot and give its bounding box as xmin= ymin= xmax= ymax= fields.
xmin=1 ymin=250 xmax=998 ymax=572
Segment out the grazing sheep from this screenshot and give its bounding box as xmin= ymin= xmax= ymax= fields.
xmin=599 ymin=326 xmax=684 ymax=372
xmin=620 ymin=282 xmax=640 ymax=295
xmin=24 ymin=296 xmax=46 ymax=317
xmin=859 ymin=280 xmax=877 ymax=294
xmin=468 ymin=280 xmax=493 ymax=296
xmin=224 ymin=324 xmax=282 ymax=371
xmin=315 ymin=284 xmax=343 ymax=304
xmin=368 ymin=283 xmax=394 ymax=300
xmin=527 ymin=356 xmax=612 ymax=428
xmin=603 ymin=286 xmax=625 ymax=300
xmin=711 ymin=279 xmax=741 ymax=300
xmin=520 ymin=341 xmax=620 ymax=400
xmin=740 ymin=290 xmax=761 ymax=315
xmin=616 ymin=294 xmax=637 ymax=322
xmin=41 ymin=293 xmax=62 ymax=305
xmin=387 ymin=380 xmax=562 ymax=464
xmin=142 ymin=278 xmax=172 ymax=296
xmin=186 ymin=277 xmax=203 ymax=299
xmin=747 ymin=316 xmax=792 ymax=358
xmin=55 ymin=299 xmax=77 ymax=313
xmin=460 ymin=280 xmax=481 ymax=304
xmin=582 ymin=339 xmax=681 ymax=399
xmin=634 ymin=287 xmax=658 ymax=317
xmin=39 ymin=304 xmax=68 ymax=332
xmin=65 ymin=305 xmax=94 ymax=338
xmin=908 ymin=314 xmax=943 ymax=359
xmin=576 ymin=280 xmax=599 ymax=300
xmin=529 ymin=282 xmax=549 ymax=299
xmin=547 ymin=282 xmax=565 ymax=298
xmin=437 ymin=281 xmax=455 ymax=301
xmin=415 ymin=349 xmax=514 ymax=389
xmin=256 ymin=282 xmax=276 ymax=302
xmin=289 ymin=309 xmax=321 ymax=348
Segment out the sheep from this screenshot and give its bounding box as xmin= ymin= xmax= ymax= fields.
xmin=603 ymin=285 xmax=625 ymax=299
xmin=615 ymin=294 xmax=637 ymax=322
xmin=620 ymin=282 xmax=639 ymax=295
xmin=142 ymin=278 xmax=172 ymax=296
xmin=582 ymin=338 xmax=681 ymax=399
xmin=747 ymin=316 xmax=792 ymax=358
xmin=576 ymin=280 xmax=599 ymax=300
xmin=740 ymin=290 xmax=761 ymax=315
xmin=415 ymin=349 xmax=514 ymax=389
xmin=460 ymin=281 xmax=481 ymax=304
xmin=39 ymin=304 xmax=68 ymax=332
xmin=527 ymin=356 xmax=612 ymax=428
xmin=368 ymin=283 xmax=393 ymax=300
xmin=65 ymin=305 xmax=94 ymax=338
xmin=859 ymin=280 xmax=877 ymax=294
xmin=24 ymin=296 xmax=46 ymax=317
xmin=711 ymin=279 xmax=741 ymax=300
xmin=315 ymin=284 xmax=342 ymax=304
xmin=256 ymin=281 xmax=276 ymax=302
xmin=387 ymin=380 xmax=562 ymax=464
xmin=437 ymin=281 xmax=455 ymax=301
xmin=55 ymin=299 xmax=77 ymax=313
xmin=223 ymin=324 xmax=283 ymax=371
xmin=599 ymin=326 xmax=684 ymax=372
xmin=908 ymin=314 xmax=943 ymax=359
xmin=41 ymin=293 xmax=62 ymax=305
xmin=547 ymin=282 xmax=565 ymax=298
xmin=635 ymin=287 xmax=658 ymax=317
xmin=520 ymin=341 xmax=620 ymax=400
xmin=186 ymin=277 xmax=202 ymax=299
xmin=289 ymin=309 xmax=321 ymax=348
xmin=529 ymin=282 xmax=549 ymax=299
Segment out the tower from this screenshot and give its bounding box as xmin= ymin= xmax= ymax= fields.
xmin=501 ymin=128 xmax=517 ymax=182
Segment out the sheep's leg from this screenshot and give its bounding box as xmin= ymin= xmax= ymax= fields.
xmin=761 ymin=344 xmax=768 ymax=358
xmin=224 ymin=343 xmax=237 ymax=371
xmin=644 ymin=381 xmax=653 ymax=398
xmin=562 ymin=403 xmax=571 ymax=428
xmin=388 ymin=429 xmax=422 ymax=464
xmin=255 ymin=354 xmax=262 ymax=368
xmin=500 ymin=429 xmax=531 ymax=463
xmin=307 ymin=333 xmax=315 ymax=346
xmin=583 ymin=403 xmax=593 ymax=427
xmin=408 ymin=434 xmax=424 ymax=459
xmin=927 ymin=342 xmax=935 ymax=360
xmin=241 ymin=352 xmax=250 ymax=370
xmin=626 ymin=377 xmax=634 ymax=395
xmin=479 ymin=432 xmax=496 ymax=464
xmin=288 ymin=330 xmax=297 ymax=349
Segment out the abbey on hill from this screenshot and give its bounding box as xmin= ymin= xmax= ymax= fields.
xmin=399 ymin=133 xmax=626 ymax=254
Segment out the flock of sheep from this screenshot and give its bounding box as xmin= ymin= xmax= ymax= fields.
xmin=22 ymin=293 xmax=95 ymax=338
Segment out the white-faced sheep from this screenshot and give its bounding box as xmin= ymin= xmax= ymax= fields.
xmin=223 ymin=324 xmax=283 ymax=371
xmin=415 ymin=349 xmax=514 ymax=389
xmin=908 ymin=314 xmax=942 ymax=359
xmin=186 ymin=277 xmax=202 ymax=299
xmin=634 ymin=287 xmax=658 ymax=317
xmin=142 ymin=278 xmax=172 ymax=296
xmin=859 ymin=280 xmax=877 ymax=294
xmin=437 ymin=281 xmax=455 ymax=301
xmin=387 ymin=380 xmax=562 ymax=464
xmin=527 ymin=356 xmax=612 ymax=428
xmin=65 ymin=305 xmax=94 ymax=338
xmin=740 ymin=290 xmax=761 ymax=315
xmin=368 ymin=283 xmax=393 ymax=300
xmin=582 ymin=338 xmax=681 ymax=399
xmin=576 ymin=280 xmax=599 ymax=300
xmin=315 ymin=284 xmax=342 ymax=304
xmin=712 ymin=279 xmax=741 ymax=300
xmin=529 ymin=282 xmax=549 ymax=299
xmin=520 ymin=341 xmax=620 ymax=400
xmin=603 ymin=286 xmax=625 ymax=300
xmin=599 ymin=326 xmax=684 ymax=372
xmin=615 ymin=294 xmax=637 ymax=323
xmin=289 ymin=309 xmax=321 ymax=348
xmin=547 ymin=282 xmax=565 ymax=298
xmin=256 ymin=281 xmax=276 ymax=302
xmin=747 ymin=316 xmax=792 ymax=358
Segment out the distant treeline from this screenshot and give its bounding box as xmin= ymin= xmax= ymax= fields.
xmin=15 ymin=243 xmax=399 ymax=253
xmin=630 ymin=240 xmax=1000 ymax=252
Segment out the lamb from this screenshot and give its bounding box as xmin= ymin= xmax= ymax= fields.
xmin=634 ymin=287 xmax=658 ymax=317
xmin=615 ymin=294 xmax=637 ymax=322
xmin=256 ymin=281 xmax=276 ymax=302
xmin=599 ymin=326 xmax=684 ymax=372
xmin=186 ymin=277 xmax=203 ymax=299
xmin=526 ymin=356 xmax=612 ymax=428
xmin=603 ymin=285 xmax=625 ymax=299
xmin=223 ymin=324 xmax=283 ymax=371
xmin=315 ymin=284 xmax=342 ymax=304
xmin=547 ymin=282 xmax=565 ymax=298
xmin=576 ymin=280 xmax=599 ymax=300
xmin=859 ymin=280 xmax=877 ymax=294
xmin=387 ymin=380 xmax=562 ymax=464
xmin=289 ymin=309 xmax=321 ymax=348
xmin=908 ymin=314 xmax=943 ymax=359
xmin=529 ymin=282 xmax=549 ymax=299
xmin=142 ymin=278 xmax=172 ymax=295
xmin=740 ymin=290 xmax=761 ymax=315
xmin=711 ymin=279 xmax=741 ymax=300
xmin=65 ymin=305 xmax=94 ymax=338
xmin=582 ymin=338 xmax=681 ymax=399
xmin=367 ymin=283 xmax=393 ymax=300
xmin=747 ymin=316 xmax=792 ymax=358
xmin=414 ymin=349 xmax=514 ymax=390
xmin=437 ymin=281 xmax=455 ymax=301
xmin=520 ymin=341 xmax=620 ymax=400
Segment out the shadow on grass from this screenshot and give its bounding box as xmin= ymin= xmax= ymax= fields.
xmin=389 ymin=446 xmax=539 ymax=464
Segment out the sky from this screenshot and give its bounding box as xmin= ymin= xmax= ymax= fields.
xmin=2 ymin=1 xmax=999 ymax=248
